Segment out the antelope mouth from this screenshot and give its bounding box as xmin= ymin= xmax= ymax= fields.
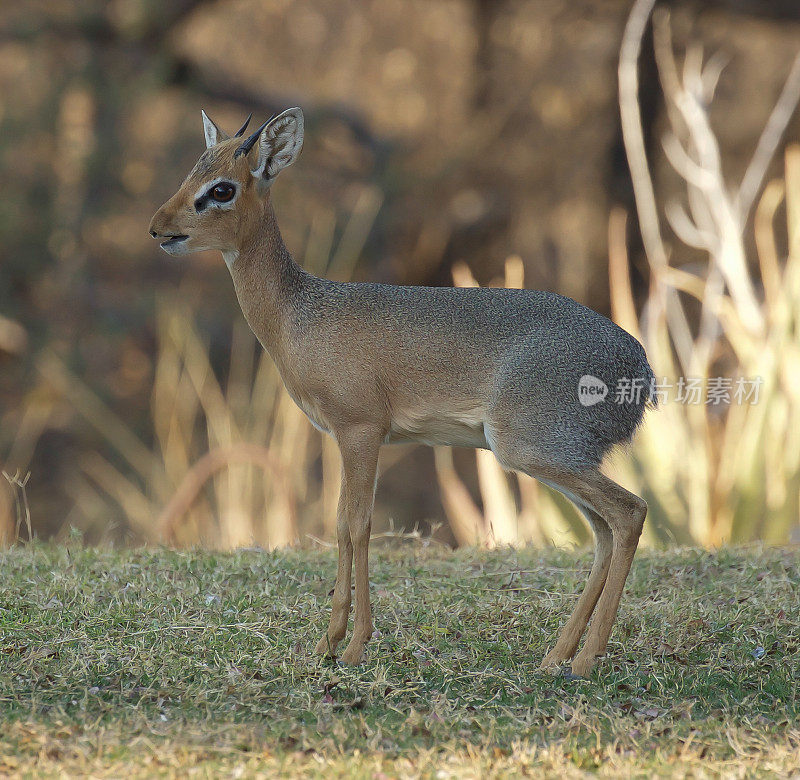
xmin=160 ymin=234 xmax=189 ymax=248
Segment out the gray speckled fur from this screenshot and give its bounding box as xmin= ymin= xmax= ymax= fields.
xmin=285 ymin=274 xmax=654 ymax=473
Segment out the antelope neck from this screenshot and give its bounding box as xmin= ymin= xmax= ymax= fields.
xmin=225 ymin=199 xmax=309 ymax=355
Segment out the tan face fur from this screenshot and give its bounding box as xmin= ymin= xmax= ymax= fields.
xmin=149 ymin=108 xmax=304 ymax=259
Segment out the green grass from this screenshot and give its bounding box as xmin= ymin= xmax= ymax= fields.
xmin=0 ymin=543 xmax=798 ymax=777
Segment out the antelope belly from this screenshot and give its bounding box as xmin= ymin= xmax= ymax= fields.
xmin=387 ymin=406 xmax=488 ymax=448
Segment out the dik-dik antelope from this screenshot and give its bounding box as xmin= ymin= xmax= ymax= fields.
xmin=149 ymin=108 xmax=655 ymax=676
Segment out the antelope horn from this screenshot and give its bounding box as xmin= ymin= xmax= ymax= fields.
xmin=233 ymin=113 xmax=252 ymax=138
xmin=234 ymin=118 xmax=271 ymax=158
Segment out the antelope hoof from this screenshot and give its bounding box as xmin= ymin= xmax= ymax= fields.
xmin=314 ymin=635 xmax=339 ymax=658
xmin=539 ymin=648 xmax=568 ymax=673
xmin=339 ymin=641 xmax=366 ymax=665
xmin=570 ymin=649 xmax=600 ymax=677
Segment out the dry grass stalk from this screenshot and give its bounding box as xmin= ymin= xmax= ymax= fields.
xmin=158 ymin=443 xmax=297 ymax=546
xmin=2 ymin=470 xmax=32 ymax=541
xmin=610 ymin=3 xmax=800 ymax=545
xmin=0 ymin=314 xmax=28 ymax=356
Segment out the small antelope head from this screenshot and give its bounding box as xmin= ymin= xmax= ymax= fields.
xmin=149 ymin=108 xmax=304 ymax=257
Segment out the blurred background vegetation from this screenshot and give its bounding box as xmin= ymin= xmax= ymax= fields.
xmin=2 ymin=0 xmax=800 ymax=549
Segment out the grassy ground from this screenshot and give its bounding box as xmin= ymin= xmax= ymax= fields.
xmin=0 ymin=543 xmax=798 ymax=778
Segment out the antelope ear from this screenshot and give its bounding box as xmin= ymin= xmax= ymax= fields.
xmin=201 ymin=110 xmax=229 ymax=149
xmin=252 ymin=108 xmax=304 ymax=184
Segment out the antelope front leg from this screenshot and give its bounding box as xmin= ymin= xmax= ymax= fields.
xmin=336 ymin=426 xmax=381 ymax=666
xmin=314 ymin=510 xmax=353 ymax=657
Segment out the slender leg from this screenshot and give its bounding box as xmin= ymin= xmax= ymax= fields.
xmin=333 ymin=426 xmax=381 ymax=666
xmin=314 ymin=504 xmax=353 ymax=657
xmin=540 ymin=507 xmax=613 ymax=669
xmin=569 ymin=472 xmax=647 ymax=677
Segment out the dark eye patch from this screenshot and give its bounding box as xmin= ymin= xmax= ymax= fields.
xmin=194 ymin=181 xmax=237 ymax=212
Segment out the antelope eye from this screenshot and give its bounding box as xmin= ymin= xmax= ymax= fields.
xmin=210 ymin=183 xmax=235 ymax=202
